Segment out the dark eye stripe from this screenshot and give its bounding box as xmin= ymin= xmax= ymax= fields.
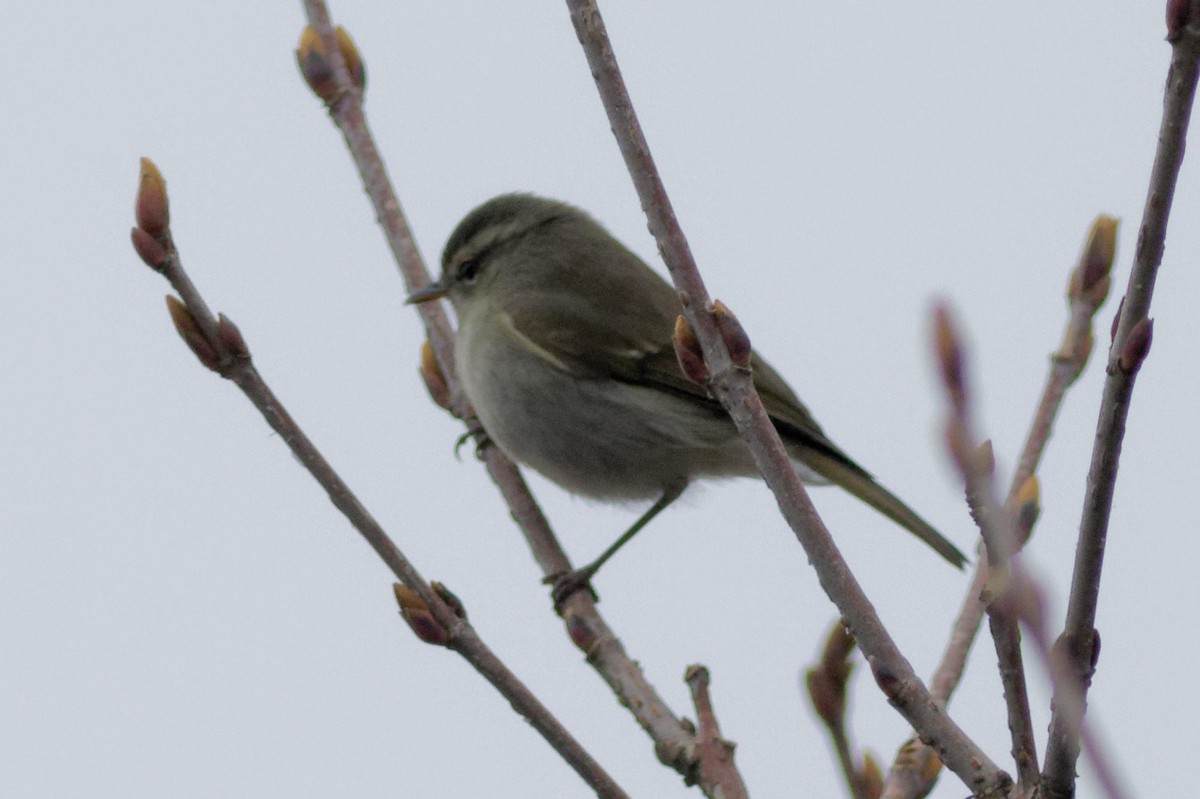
xmin=457 ymin=257 xmax=482 ymax=282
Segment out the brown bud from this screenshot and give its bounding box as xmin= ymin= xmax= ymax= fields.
xmin=1168 ymin=0 xmax=1190 ymax=41
xmin=975 ymin=439 xmax=995 ymax=476
xmin=1083 ymin=274 xmax=1112 ymax=310
xmin=711 ymin=300 xmax=751 ymax=368
xmin=818 ymin=622 xmax=855 ymax=673
xmin=1074 ymin=216 xmax=1118 ymax=305
xmin=564 ymin=608 xmax=599 ymax=652
xmin=672 ymin=314 xmax=709 ymax=384
xmin=216 ymin=313 xmax=250 ymax=360
xmin=932 ymin=303 xmax=966 ymax=410
xmin=335 ymin=27 xmax=366 ymax=91
xmin=135 ymin=157 xmax=170 ymax=238
xmin=431 ymin=581 xmax=467 ymax=620
xmin=400 ymin=606 xmax=449 ymax=646
xmin=165 ymin=295 xmax=220 ymax=372
xmin=1014 ymin=473 xmax=1039 ymax=509
xmin=919 ymin=749 xmax=943 ymax=781
xmin=392 ymin=583 xmax=423 ymax=611
xmin=420 ymin=341 xmax=453 ymax=411
xmin=296 ymin=26 xmax=337 ymax=102
xmin=806 ymin=624 xmax=854 ymax=726
xmin=943 ymin=421 xmax=971 ymax=469
xmin=1013 ymin=474 xmax=1041 ymax=543
xmin=683 ymin=664 xmax=710 ymax=687
xmin=868 ymin=656 xmax=900 ymax=699
xmin=860 ymin=752 xmax=884 ymax=799
xmin=297 ymin=26 xmax=364 ymax=102
xmin=892 ymin=736 xmax=923 ymax=770
xmin=392 ymin=583 xmax=450 ymax=646
xmin=1118 ymin=317 xmax=1153 ymax=373
xmin=805 ymin=668 xmax=844 ymax=727
xmin=1076 ymin=329 xmax=1095 ymax=366
xmin=131 ymin=227 xmax=168 ymax=270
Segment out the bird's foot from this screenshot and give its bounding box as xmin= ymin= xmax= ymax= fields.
xmin=545 ymin=565 xmax=599 ymax=610
xmin=453 ymin=422 xmax=492 ymax=461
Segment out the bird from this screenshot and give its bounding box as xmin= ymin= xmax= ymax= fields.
xmin=408 ymin=193 xmax=966 ymax=595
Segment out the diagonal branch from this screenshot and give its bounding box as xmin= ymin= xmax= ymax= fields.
xmin=131 ymin=161 xmax=629 ymax=799
xmin=933 ymin=309 xmax=1039 ymax=794
xmin=297 ymin=3 xmax=738 ymax=795
xmin=565 ymin=1 xmax=1009 ymax=795
xmin=1041 ymin=5 xmax=1200 ymax=796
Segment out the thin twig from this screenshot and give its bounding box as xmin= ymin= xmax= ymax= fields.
xmin=934 ymin=309 xmax=1039 ymax=795
xmin=298 ymin=2 xmax=725 ymax=792
xmin=934 ymin=293 xmax=1134 ymax=799
xmin=1041 ymin=6 xmax=1200 ymax=796
xmin=684 ymin=666 xmax=749 ymax=799
xmin=1009 ymin=572 xmax=1129 ymax=799
xmin=565 ymin=2 xmax=1010 ymax=795
xmin=132 ymin=201 xmax=629 ymax=798
xmin=934 ymin=302 xmax=1129 ymax=799
xmin=806 ymin=624 xmax=872 ymax=799
xmin=883 ymin=212 xmax=1117 ymax=798
xmin=881 ymin=737 xmax=942 ymax=799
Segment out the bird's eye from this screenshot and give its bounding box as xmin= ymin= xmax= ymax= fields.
xmin=457 ymin=257 xmax=482 ymax=283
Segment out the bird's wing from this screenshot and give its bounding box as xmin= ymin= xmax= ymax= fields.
xmin=504 ymin=244 xmax=862 ymax=470
xmin=504 ymin=248 xmax=966 ymax=567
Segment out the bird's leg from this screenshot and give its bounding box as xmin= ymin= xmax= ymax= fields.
xmin=454 ymin=417 xmax=492 ymax=461
xmin=549 ymin=482 xmax=685 ymax=608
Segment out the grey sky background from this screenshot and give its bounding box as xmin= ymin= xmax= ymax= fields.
xmin=3 ymin=3 xmax=1196 ymax=797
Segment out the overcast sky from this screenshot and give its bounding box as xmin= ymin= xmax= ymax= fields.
xmin=3 ymin=3 xmax=1197 ymax=798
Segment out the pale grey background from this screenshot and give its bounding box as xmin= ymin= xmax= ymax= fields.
xmin=3 ymin=3 xmax=1195 ymax=797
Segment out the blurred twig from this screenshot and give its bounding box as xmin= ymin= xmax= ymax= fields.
xmin=933 ymin=309 xmax=1038 ymax=795
xmin=881 ymin=215 xmax=1116 ymax=799
xmin=806 ymin=624 xmax=881 ymax=799
xmin=920 ymin=303 xmax=1130 ymax=799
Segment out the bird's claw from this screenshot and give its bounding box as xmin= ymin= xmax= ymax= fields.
xmin=454 ymin=425 xmax=492 ymax=461
xmin=545 ymin=567 xmax=599 ymax=609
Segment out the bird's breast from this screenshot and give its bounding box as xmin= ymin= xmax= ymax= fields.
xmin=454 ymin=310 xmax=755 ymax=501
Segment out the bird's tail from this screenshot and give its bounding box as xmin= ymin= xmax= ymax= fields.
xmin=798 ymin=448 xmax=968 ymax=569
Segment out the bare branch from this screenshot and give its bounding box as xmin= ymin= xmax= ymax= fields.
xmin=1042 ymin=5 xmax=1200 ymax=795
xmin=882 ymin=212 xmax=1115 ymax=798
xmin=1008 ymin=574 xmax=1129 ymax=799
xmin=296 ymin=4 xmax=727 ymax=793
xmin=131 ymin=162 xmax=630 ymax=799
xmin=933 ymin=307 xmax=1038 ymax=795
xmin=565 ymin=1 xmax=1009 ymax=795
xmin=683 ymin=666 xmax=749 ymax=799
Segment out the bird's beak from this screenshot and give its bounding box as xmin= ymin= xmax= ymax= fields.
xmin=406 ymin=279 xmax=449 ymax=304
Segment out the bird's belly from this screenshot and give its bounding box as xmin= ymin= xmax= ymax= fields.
xmin=457 ymin=328 xmax=754 ymax=501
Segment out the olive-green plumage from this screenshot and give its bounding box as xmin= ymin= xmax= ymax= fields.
xmin=410 ymin=194 xmax=966 ymax=570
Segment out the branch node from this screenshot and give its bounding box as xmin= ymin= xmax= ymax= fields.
xmin=710 ymin=300 xmax=751 ymax=368
xmin=1117 ymin=317 xmax=1154 ymax=373
xmin=165 ymin=295 xmax=220 ymax=372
